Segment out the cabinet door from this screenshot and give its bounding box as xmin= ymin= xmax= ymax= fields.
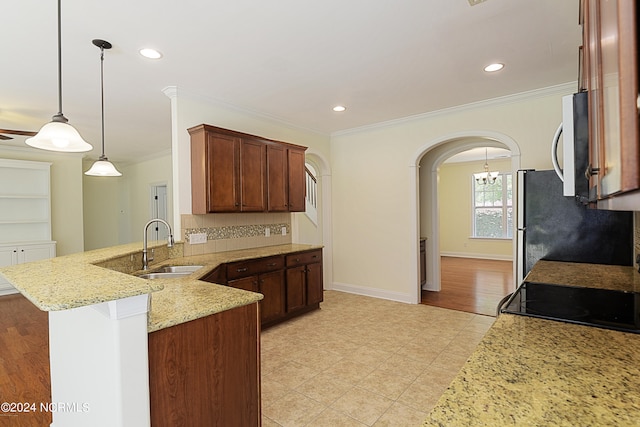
xmin=228 ymin=276 xmax=258 ymax=293
xmin=286 ymin=266 xmax=306 ymax=312
xmin=207 ymin=133 xmax=240 ymax=212
xmin=259 ymin=270 xmax=285 ymax=323
xmin=287 ymin=148 xmax=306 ymax=212
xmin=0 ymin=246 xmax=17 ymax=267
xmin=18 ymin=243 xmax=55 ymax=264
xmin=240 ymin=139 xmax=266 ymax=212
xmin=266 ymin=144 xmax=288 ymax=211
xmin=585 ymin=0 xmax=640 ymax=199
xmin=306 ymin=262 xmax=323 ymax=306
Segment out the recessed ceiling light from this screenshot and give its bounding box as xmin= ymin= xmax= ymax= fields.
xmin=332 ymin=105 xmax=346 ymax=112
xmin=484 ymin=63 xmax=504 ymax=72
xmin=139 ymin=48 xmax=163 ymax=59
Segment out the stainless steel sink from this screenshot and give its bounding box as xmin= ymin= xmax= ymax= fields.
xmin=138 ymin=271 xmax=193 ymax=280
xmin=136 ymin=265 xmax=203 ymax=279
xmin=158 ymin=265 xmax=203 ymax=273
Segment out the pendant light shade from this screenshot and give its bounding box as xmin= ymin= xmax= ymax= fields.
xmin=26 ymin=0 xmax=92 ymax=152
xmin=85 ymin=158 xmax=122 ymax=176
xmin=85 ymin=39 xmax=121 ymax=177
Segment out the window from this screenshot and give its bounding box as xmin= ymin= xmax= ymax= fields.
xmin=473 ymin=173 xmax=513 ymax=238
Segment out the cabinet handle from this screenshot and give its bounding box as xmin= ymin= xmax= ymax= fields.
xmin=237 ymin=267 xmax=248 ymax=273
xmin=266 ymin=262 xmax=277 ymax=267
xmin=311 ymin=255 xmax=318 ymax=258
xmin=295 ymin=258 xmax=300 ymax=262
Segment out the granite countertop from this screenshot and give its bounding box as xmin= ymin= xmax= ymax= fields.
xmin=145 ymin=244 xmax=321 ymax=332
xmin=423 ymin=260 xmax=640 ymax=426
xmin=0 ymin=241 xmax=321 ymax=332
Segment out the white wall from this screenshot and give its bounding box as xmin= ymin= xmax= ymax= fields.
xmin=0 ymin=146 xmax=84 ymax=256
xmin=330 ymin=84 xmax=574 ymax=302
xmin=83 ymin=153 xmax=172 ymax=250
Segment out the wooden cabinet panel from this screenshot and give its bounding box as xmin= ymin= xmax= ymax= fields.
xmin=266 ymin=143 xmax=288 ymax=211
xmin=207 ymin=133 xmax=240 ymax=212
xmin=286 ymin=249 xmax=322 ymax=268
xmin=259 ymin=270 xmax=285 ymax=323
xmin=148 ymin=303 xmax=260 ymax=427
xmin=583 ymin=0 xmax=640 ymax=205
xmin=226 ymin=256 xmax=284 ymax=280
xmin=240 ymin=139 xmax=266 ymax=211
xmin=306 ymin=262 xmax=323 ymax=306
xmin=288 ymin=148 xmax=306 ymax=212
xmin=286 ymin=266 xmax=306 ymax=312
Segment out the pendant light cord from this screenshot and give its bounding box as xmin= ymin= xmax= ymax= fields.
xmin=99 ymin=45 xmax=105 ymax=157
xmin=55 ymin=0 xmax=67 ymax=122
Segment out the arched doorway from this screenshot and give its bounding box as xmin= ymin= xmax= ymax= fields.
xmin=408 ymin=131 xmax=522 ymax=305
xmin=292 ymin=149 xmax=333 ymax=291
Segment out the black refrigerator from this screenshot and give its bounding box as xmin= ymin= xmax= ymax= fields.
xmin=516 ymin=169 xmax=633 ymax=283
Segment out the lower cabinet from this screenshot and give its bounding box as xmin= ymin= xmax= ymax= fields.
xmin=148 ymin=303 xmax=260 ymax=426
xmin=228 ymin=270 xmax=285 ymax=324
xmin=285 ymin=250 xmax=323 ymax=313
xmin=0 ymin=241 xmax=56 ymax=295
xmin=201 ymin=248 xmax=323 ymax=328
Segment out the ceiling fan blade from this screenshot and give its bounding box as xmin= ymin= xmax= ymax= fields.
xmin=0 ymin=134 xmax=12 ymax=140
xmin=0 ymin=129 xmax=37 ymax=137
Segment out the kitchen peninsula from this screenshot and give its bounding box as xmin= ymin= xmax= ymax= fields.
xmin=423 ymin=261 xmax=640 ymax=426
xmin=0 ymin=241 xmax=322 ymax=427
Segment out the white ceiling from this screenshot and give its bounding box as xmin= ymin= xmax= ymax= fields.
xmin=1 ymin=0 xmax=581 ymax=162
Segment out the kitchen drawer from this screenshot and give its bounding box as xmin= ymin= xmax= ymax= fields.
xmin=226 ymin=255 xmax=285 ymax=280
xmin=285 ymin=249 xmax=322 ymax=268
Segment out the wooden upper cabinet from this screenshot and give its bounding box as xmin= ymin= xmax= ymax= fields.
xmin=583 ymin=0 xmax=640 ymax=206
xmin=240 ymin=138 xmax=266 ymax=211
xmin=287 ymin=147 xmax=306 ymax=212
xmin=191 ymin=129 xmax=240 ymax=213
xmin=266 ymin=143 xmax=288 ymax=211
xmin=189 ymin=124 xmax=307 ymax=213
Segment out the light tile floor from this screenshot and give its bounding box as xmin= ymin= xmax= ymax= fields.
xmin=261 ymin=290 xmax=495 ymax=426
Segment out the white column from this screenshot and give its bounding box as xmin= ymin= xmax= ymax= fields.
xmin=48 ymin=294 xmax=150 ymax=427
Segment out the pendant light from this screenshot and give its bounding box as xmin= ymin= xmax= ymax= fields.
xmin=26 ymin=0 xmax=92 ymax=152
xmin=474 ymin=148 xmax=499 ymax=185
xmin=85 ymin=39 xmax=122 ymax=177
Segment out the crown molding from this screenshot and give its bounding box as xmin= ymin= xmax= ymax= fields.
xmin=332 ymin=82 xmax=578 ymax=137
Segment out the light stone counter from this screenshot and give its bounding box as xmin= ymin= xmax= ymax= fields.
xmin=0 ymin=241 xmax=321 ymax=332
xmin=423 ymin=260 xmax=640 ymax=426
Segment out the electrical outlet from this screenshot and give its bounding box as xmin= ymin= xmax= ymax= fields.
xmin=281 ymin=227 xmax=287 ymax=236
xmin=265 ymin=228 xmax=270 ymax=237
xmin=189 ymin=232 xmax=207 ymax=244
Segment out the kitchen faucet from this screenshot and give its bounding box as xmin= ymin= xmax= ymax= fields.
xmin=142 ymin=218 xmax=175 ymax=270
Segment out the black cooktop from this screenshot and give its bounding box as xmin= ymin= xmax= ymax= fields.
xmin=501 ymin=281 xmax=640 ymax=334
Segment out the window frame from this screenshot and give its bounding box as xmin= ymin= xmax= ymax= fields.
xmin=471 ymin=171 xmax=513 ymax=239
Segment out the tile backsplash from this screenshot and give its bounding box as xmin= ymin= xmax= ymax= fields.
xmin=181 ymin=212 xmax=292 ymax=256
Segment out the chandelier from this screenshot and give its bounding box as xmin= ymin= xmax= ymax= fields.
xmin=474 ymin=148 xmax=499 ymax=185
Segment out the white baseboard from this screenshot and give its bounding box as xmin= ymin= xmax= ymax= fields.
xmin=0 ymin=282 xmax=18 ymax=296
xmin=331 ymin=282 xmax=415 ymax=304
xmin=440 ymin=251 xmax=513 ymax=261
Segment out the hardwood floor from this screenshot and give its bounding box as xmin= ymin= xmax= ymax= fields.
xmin=0 ymin=294 xmax=51 ymax=427
xmin=421 ymin=257 xmax=514 ymax=317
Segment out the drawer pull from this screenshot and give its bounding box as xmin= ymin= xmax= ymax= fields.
xmin=266 ymin=262 xmax=277 ymax=267
xmin=312 ymin=255 xmax=318 ymax=258
xmin=236 ymin=267 xmax=248 ymax=273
